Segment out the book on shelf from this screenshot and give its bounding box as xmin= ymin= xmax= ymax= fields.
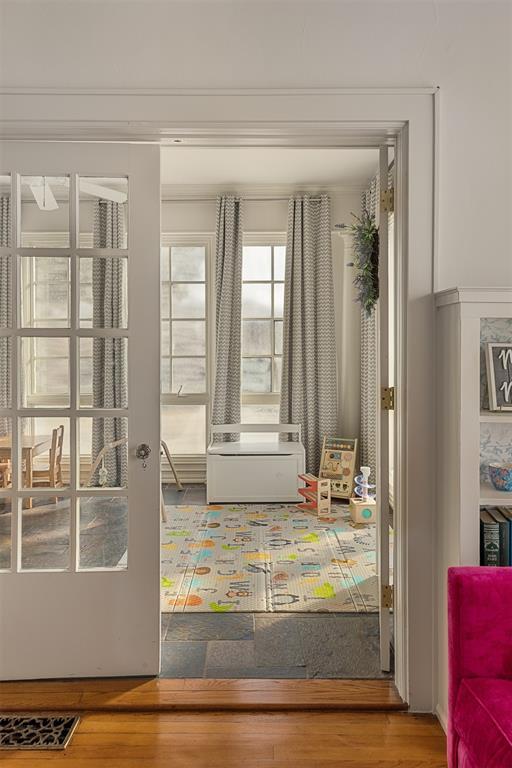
xmin=480 ymin=506 xmax=512 ymax=566
xmin=480 ymin=509 xmax=500 ymax=566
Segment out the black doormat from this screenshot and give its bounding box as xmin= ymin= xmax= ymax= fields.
xmin=0 ymin=714 xmax=80 ymax=750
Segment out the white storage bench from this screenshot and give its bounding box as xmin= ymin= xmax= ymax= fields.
xmin=207 ymin=424 xmax=305 ymax=503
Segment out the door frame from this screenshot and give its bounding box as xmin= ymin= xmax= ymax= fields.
xmin=0 ymin=88 xmax=436 ymax=711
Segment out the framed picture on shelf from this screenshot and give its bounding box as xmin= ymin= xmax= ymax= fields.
xmin=485 ymin=342 xmax=512 ymax=411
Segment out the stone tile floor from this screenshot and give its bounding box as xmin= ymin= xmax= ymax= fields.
xmin=160 ymin=612 xmax=393 ymax=680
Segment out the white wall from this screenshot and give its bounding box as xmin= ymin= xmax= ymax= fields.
xmin=1 ymin=1 xmax=511 ymax=289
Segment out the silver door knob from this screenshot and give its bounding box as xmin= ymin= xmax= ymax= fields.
xmin=135 ymin=443 xmax=151 ymax=469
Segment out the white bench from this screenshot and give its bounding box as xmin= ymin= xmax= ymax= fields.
xmin=207 ymin=424 xmax=305 ymax=503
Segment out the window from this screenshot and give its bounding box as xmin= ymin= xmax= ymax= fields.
xmin=241 ymin=238 xmax=285 ymax=427
xmin=160 ymin=236 xmax=213 ymax=457
xmin=159 ymin=234 xmax=285 ymax=458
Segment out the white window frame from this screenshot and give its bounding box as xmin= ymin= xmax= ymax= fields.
xmin=241 ymin=232 xmax=286 ymax=414
xmin=160 ymin=232 xmax=215 ymax=466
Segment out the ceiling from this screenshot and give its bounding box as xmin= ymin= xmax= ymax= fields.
xmin=160 ymin=147 xmax=378 ymax=189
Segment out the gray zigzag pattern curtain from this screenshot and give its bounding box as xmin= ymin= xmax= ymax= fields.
xmin=280 ymin=195 xmax=338 ymax=473
xmin=211 ymin=196 xmax=243 ymax=441
xmin=360 ymin=178 xmax=378 ymax=476
xmin=91 ymin=200 xmax=128 ymax=486
xmin=359 ymin=169 xmax=393 ymax=477
xmin=0 ymin=196 xmax=11 ymax=437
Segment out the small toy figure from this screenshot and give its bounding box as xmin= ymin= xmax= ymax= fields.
xmin=349 ymin=466 xmax=377 ymax=524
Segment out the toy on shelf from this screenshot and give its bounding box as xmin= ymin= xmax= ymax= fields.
xmin=349 ymin=465 xmax=377 ymax=524
xmin=297 ymin=473 xmax=331 ymax=517
xmin=319 ymin=436 xmax=358 ymax=499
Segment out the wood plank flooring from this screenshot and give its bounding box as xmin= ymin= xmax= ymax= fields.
xmin=0 ymin=711 xmax=447 ymax=767
xmin=0 ymin=678 xmax=404 ymax=712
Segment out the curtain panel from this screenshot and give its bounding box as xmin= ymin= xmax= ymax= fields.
xmin=0 ymin=196 xmax=11 ymax=437
xmin=280 ymin=195 xmax=338 ymax=473
xmin=211 ymin=195 xmax=243 ymax=441
xmin=91 ymin=200 xmax=128 ymax=486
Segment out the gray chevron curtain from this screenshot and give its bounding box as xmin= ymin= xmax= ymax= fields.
xmin=0 ymin=195 xmax=11 ymax=436
xmin=91 ymin=200 xmax=128 ymax=486
xmin=280 ymin=195 xmax=338 ymax=472
xmin=211 ymin=196 xmax=243 ymax=441
xmin=360 ymin=178 xmax=378 ymax=477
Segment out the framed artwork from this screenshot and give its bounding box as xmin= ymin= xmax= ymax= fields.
xmin=485 ymin=342 xmax=512 ymax=411
xmin=319 ymin=436 xmax=358 ymax=499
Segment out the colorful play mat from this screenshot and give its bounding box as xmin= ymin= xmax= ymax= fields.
xmin=161 ymin=504 xmax=392 ymax=613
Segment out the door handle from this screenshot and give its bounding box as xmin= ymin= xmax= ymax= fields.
xmin=135 ymin=443 xmax=151 ymax=469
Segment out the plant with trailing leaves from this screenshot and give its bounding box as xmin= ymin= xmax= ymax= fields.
xmin=345 ymin=210 xmax=379 ymax=315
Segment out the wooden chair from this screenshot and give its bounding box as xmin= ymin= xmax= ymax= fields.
xmin=32 ymin=425 xmax=65 ymax=501
xmin=0 ymin=461 xmax=11 ymax=488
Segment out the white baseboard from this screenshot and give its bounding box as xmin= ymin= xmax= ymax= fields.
xmin=435 ymin=703 xmax=447 ymax=733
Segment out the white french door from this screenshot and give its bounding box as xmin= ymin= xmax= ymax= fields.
xmin=0 ymin=142 xmax=161 ymax=679
xmin=377 ymin=145 xmax=393 ymax=672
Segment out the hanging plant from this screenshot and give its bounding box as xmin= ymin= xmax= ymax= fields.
xmin=345 ymin=210 xmax=379 ymax=315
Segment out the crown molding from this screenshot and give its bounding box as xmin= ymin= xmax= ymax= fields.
xmin=0 ymin=86 xmax=438 ymax=97
xmin=161 ymin=183 xmax=366 ymax=200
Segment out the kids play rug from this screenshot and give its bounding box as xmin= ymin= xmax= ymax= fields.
xmin=161 ymin=504 xmax=393 ymax=613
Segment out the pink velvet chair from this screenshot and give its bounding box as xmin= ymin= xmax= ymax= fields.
xmin=448 ymin=567 xmax=512 ymax=767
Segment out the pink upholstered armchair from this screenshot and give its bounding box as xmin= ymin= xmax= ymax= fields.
xmin=448 ymin=567 xmax=512 ymax=768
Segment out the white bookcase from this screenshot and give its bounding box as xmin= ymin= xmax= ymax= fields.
xmin=435 ymin=287 xmax=512 ymax=725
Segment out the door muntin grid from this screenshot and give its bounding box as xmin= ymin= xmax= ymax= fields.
xmin=0 ymin=172 xmax=130 ymax=573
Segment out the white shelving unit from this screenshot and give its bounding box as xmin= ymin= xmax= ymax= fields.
xmin=480 ymin=482 xmax=512 ymax=506
xmin=435 ymin=287 xmax=512 ymax=725
xmin=480 ymin=411 xmax=512 ymax=423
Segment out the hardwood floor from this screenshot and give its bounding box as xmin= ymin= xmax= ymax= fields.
xmin=0 ymin=678 xmax=405 ymax=712
xmin=0 ymin=711 xmax=447 ymax=766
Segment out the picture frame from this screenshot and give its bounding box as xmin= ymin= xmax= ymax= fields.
xmin=485 ymin=342 xmax=512 ymax=411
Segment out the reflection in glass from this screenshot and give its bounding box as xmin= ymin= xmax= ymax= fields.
xmin=274 ymin=246 xmax=286 ymax=281
xmin=243 ymin=320 xmax=272 ymax=356
xmin=21 ymin=257 xmax=70 ymax=328
xmin=80 ymin=257 xmax=127 ymax=328
xmin=243 ymin=246 xmax=271 ymax=281
xmin=79 ymin=497 xmax=128 ymax=570
xmin=172 ymin=320 xmax=205 ymax=356
xmin=19 ymin=417 xmax=70 ymax=489
xmin=161 ymin=358 xmax=171 ymax=394
xmin=20 ymin=176 xmax=70 ymax=248
xmin=274 ymin=320 xmax=283 ymax=355
xmin=80 ymin=417 xmax=128 ymax=488
xmin=0 ymin=339 xmax=11 ymax=409
xmin=161 ymin=404 xmax=206 ymax=455
xmin=241 ymin=404 xmax=280 ymax=443
xmin=79 ymin=337 xmax=127 ymax=409
xmin=242 ymin=357 xmax=272 ymax=393
xmin=21 ymin=497 xmax=70 ymax=570
xmin=172 ymin=284 xmax=205 ymax=319
xmin=273 ymin=357 xmax=282 ymax=393
xmin=0 ymin=174 xmax=12 ymax=248
xmin=274 ymin=283 xmax=284 ymax=318
xmin=20 ymin=337 xmax=70 ymax=407
xmin=171 ymin=246 xmax=205 ymax=282
xmin=0 ymin=499 xmax=11 ymax=570
xmin=172 ymin=358 xmax=206 ymax=394
xmin=242 ymin=283 xmax=272 ymax=318
xmin=79 ymin=177 xmax=128 ymax=249
xmin=0 ymin=255 xmax=12 ymax=327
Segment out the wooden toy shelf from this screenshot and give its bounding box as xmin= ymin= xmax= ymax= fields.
xmin=297 ymin=473 xmax=331 ymax=516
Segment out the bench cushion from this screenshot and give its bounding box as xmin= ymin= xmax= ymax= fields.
xmin=454 ymin=678 xmax=512 ymax=768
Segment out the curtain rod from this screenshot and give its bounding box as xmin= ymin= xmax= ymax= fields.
xmin=162 ymin=196 xmax=325 ymax=203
